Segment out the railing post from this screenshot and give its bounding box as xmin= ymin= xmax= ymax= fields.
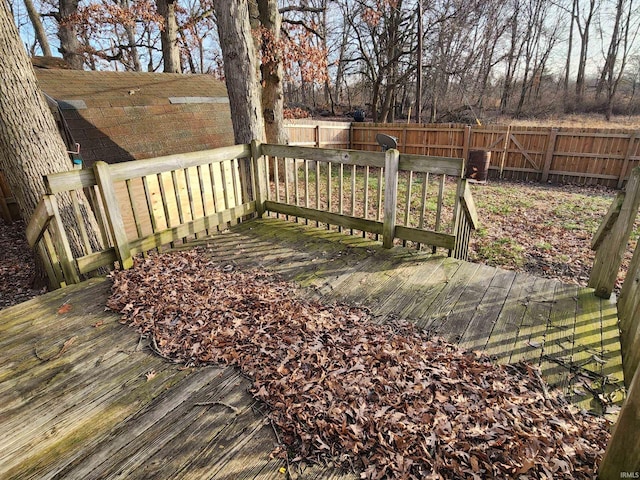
xmin=618 ymin=238 xmax=640 ymax=386
xmin=598 ymin=362 xmax=640 ymax=478
xmin=93 ymin=161 xmax=133 ymax=270
xmin=251 ymin=140 xmax=266 ymax=217
xmin=462 ymin=125 xmax=472 ymax=167
xmin=589 ymin=166 xmax=640 ymax=298
xmin=382 ymin=148 xmax=399 ymax=248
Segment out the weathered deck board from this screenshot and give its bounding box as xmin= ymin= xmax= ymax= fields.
xmin=0 ymin=217 xmax=624 ymax=479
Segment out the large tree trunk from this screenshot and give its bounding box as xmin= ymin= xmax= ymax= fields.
xmin=0 ymin=1 xmax=102 ymax=286
xmin=156 ymin=0 xmax=181 ymax=73
xmin=24 ymin=0 xmax=52 ymax=56
xmin=257 ymin=0 xmax=287 ymax=145
xmin=214 ymin=0 xmax=265 ymax=144
xmin=563 ymin=0 xmax=576 ymax=104
xmin=58 ymin=0 xmax=83 ymax=69
xmin=121 ymin=0 xmax=142 ymax=72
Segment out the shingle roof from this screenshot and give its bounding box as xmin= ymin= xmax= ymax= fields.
xmin=34 ymin=69 xmax=234 ymax=165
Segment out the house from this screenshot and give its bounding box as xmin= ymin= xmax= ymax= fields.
xmin=0 ymin=61 xmax=236 ymax=222
xmin=33 ymin=60 xmax=235 ymax=167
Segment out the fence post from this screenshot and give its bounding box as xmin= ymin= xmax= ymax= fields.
xmin=382 ymin=148 xmax=399 ymax=248
xmin=541 ymin=128 xmax=558 ymax=182
xmin=499 ymin=125 xmax=511 ymax=178
xmin=588 ymin=166 xmax=640 ymax=298
xmin=462 ymin=125 xmax=472 ymax=167
xmin=93 ymin=161 xmax=133 ymax=270
xmin=598 ymin=361 xmax=640 ymax=478
xmin=618 ymin=132 xmax=638 ymax=189
xmin=315 ymin=125 xmax=320 ymax=148
xmin=251 ymin=140 xmax=266 ymax=217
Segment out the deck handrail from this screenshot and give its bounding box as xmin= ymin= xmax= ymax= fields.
xmin=26 ymin=142 xmax=479 ymax=289
xmin=255 ymin=143 xmax=475 ymax=258
xmin=27 ymin=145 xmax=257 ymax=289
xmin=590 ymin=167 xmax=640 ymax=475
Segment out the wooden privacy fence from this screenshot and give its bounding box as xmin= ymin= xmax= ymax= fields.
xmin=285 ymin=119 xmax=351 ymax=148
xmin=287 ymin=121 xmax=640 ymax=188
xmin=26 ymin=142 xmax=477 ymax=289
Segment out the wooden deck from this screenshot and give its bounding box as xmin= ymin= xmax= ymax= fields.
xmin=0 ymin=218 xmax=624 ymax=480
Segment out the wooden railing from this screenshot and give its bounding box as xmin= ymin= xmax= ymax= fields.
xmin=588 ymin=165 xmax=640 ymax=476
xmin=26 ymin=145 xmax=256 ymax=288
xmin=257 ymin=143 xmax=477 ymax=259
xmin=26 ymin=143 xmax=478 ymax=289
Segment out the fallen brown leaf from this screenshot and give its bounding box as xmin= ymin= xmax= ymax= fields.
xmin=107 ymin=249 xmax=611 ymax=479
xmin=57 ymin=302 xmax=73 ymax=314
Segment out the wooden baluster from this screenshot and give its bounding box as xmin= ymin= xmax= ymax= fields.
xmin=326 ymin=162 xmax=332 ymax=229
xmin=171 ymin=170 xmax=187 ymax=243
xmin=402 ymin=171 xmax=413 ymax=247
xmin=71 ymin=190 xmax=92 ymax=256
xmin=363 ymin=166 xmax=369 ymax=238
xmin=284 ymin=157 xmax=290 ymax=208
xmin=351 ymin=164 xmax=356 ymax=235
xmin=197 ymin=165 xmax=210 ymax=235
xmin=304 ymin=159 xmax=309 ymax=225
xmin=338 ymin=163 xmax=344 ymax=232
xmin=142 ymin=175 xmax=159 ymax=245
xmin=376 ymin=166 xmax=383 ymax=241
xmin=315 ymin=160 xmax=320 ymax=227
xmin=274 ymin=156 xmax=280 ymax=207
xmin=126 ymin=178 xmax=146 ymax=254
xmin=433 ymin=174 xmax=445 ymax=253
xmin=417 ymin=172 xmax=429 ymax=250
xmin=233 ymin=158 xmax=243 ymax=207
xmin=382 ymin=149 xmax=399 ymax=248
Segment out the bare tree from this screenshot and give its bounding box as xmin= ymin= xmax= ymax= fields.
xmin=57 ymin=0 xmax=83 ymax=68
xmin=257 ymin=0 xmax=287 ymax=144
xmin=156 ymin=0 xmax=180 ymax=72
xmin=575 ymin=0 xmax=599 ymax=103
xmin=24 ymin=0 xmax=52 ymax=56
xmin=514 ymin=0 xmax=560 ymax=116
xmin=595 ymin=0 xmax=640 ymax=119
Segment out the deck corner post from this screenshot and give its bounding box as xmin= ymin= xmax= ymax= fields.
xmin=93 ymin=161 xmax=133 ymax=270
xmin=598 ymin=361 xmax=640 ymax=479
xmin=251 ymin=140 xmax=266 ymax=217
xmin=588 ymin=166 xmax=640 ymax=298
xmin=382 ymin=148 xmax=399 ymax=248
xmin=462 ymin=125 xmax=472 ymax=165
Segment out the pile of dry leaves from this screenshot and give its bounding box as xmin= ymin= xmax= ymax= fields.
xmin=108 ymin=249 xmax=610 ymax=479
